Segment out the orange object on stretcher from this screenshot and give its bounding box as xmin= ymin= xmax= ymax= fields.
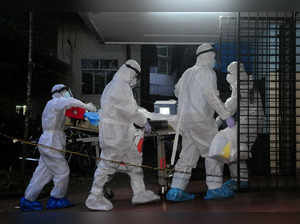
xmin=137 ymin=137 xmax=144 ymax=153
xmin=65 ymin=107 xmax=86 ymax=120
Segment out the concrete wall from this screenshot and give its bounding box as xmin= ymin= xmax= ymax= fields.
xmin=57 ymin=17 xmax=141 ymax=107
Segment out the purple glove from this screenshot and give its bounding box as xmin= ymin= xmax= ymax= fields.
xmin=226 ymin=116 xmax=235 ymax=128
xmin=144 ymin=121 xmax=152 ymax=134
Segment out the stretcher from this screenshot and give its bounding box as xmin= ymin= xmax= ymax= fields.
xmin=64 ymin=107 xmax=176 ymax=194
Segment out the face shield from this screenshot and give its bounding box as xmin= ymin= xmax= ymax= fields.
xmin=61 ymin=89 xmax=73 ymax=98
xmin=52 ymin=86 xmax=73 ymax=98
xmin=196 ymin=50 xmax=216 ymax=68
xmin=131 ymin=75 xmax=143 ymax=89
xmin=226 ymin=73 xmax=237 ymax=86
xmin=130 ymin=79 xmax=137 ymax=88
xmin=209 ymin=52 xmax=217 ymax=68
xmin=126 ymin=64 xmax=141 ymax=88
xmin=195 ymin=43 xmax=215 ymax=58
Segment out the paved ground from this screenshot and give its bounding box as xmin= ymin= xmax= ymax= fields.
xmin=2 ymin=173 xmax=300 ymax=224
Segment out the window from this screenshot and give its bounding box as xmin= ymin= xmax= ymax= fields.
xmin=81 ymin=59 xmax=118 ymax=94
xmin=82 ymin=72 xmax=93 ymax=94
xmin=145 ymin=45 xmax=197 ymax=97
xmin=158 ymin=58 xmax=168 ymax=74
xmin=157 ymin=46 xmax=168 ymax=57
xmin=149 ymin=46 xmax=172 ymax=96
xmin=157 ymin=46 xmax=169 ymax=74
xmin=16 ymin=105 xmax=27 ymax=116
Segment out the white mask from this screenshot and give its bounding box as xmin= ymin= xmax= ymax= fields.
xmin=210 ymin=58 xmax=216 ymax=68
xmin=207 ymin=52 xmax=216 ymax=68
xmin=129 ymin=78 xmax=137 ymax=88
xmin=61 ymin=90 xmax=73 ymax=98
xmin=226 ymin=73 xmax=237 ymax=86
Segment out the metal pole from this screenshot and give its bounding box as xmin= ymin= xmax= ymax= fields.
xmin=292 ymin=11 xmax=297 ymax=178
xmin=236 ymin=12 xmax=241 ymax=191
xmin=22 ymin=11 xmax=34 ymax=181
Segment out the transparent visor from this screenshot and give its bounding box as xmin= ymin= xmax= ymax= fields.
xmin=226 ymin=73 xmax=236 ymax=85
xmin=61 ymin=89 xmax=73 ymax=98
xmin=130 ymin=75 xmax=141 ymax=88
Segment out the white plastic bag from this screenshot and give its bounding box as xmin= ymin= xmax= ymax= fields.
xmin=208 ymin=125 xmax=237 ymax=164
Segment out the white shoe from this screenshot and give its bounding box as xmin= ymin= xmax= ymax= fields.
xmin=132 ymin=190 xmax=161 ymax=205
xmin=85 ymin=193 xmax=113 ymax=211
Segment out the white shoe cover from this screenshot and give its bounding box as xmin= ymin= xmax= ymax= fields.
xmin=85 ymin=193 xmax=113 ymax=211
xmin=131 ymin=190 xmax=161 ymax=205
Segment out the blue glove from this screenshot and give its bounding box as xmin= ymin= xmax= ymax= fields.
xmin=226 ymin=116 xmax=235 ymax=128
xmin=84 ymin=112 xmax=100 ymax=127
xmin=144 ymin=121 xmax=152 ymax=134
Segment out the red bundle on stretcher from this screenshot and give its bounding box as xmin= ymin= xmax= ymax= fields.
xmin=65 ymin=107 xmax=86 ymax=120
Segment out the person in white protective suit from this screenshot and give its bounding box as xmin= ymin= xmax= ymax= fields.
xmin=85 ymin=59 xmax=160 ymax=211
xmin=205 ymin=61 xmax=264 ymax=199
xmin=20 ymin=84 xmax=97 ymax=212
xmin=166 ymin=43 xmax=235 ymax=202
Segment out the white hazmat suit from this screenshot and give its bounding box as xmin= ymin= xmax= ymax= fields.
xmin=207 ymin=62 xmax=264 ymax=193
xmin=166 ymin=43 xmax=233 ymax=201
xmin=85 ymin=59 xmax=160 ymax=211
xmin=22 ymin=84 xmax=96 ymax=210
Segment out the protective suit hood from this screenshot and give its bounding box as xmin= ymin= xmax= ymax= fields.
xmin=51 ymin=84 xmax=72 ymax=98
xmin=195 ymin=43 xmax=216 ymax=68
xmin=227 ymin=61 xmax=246 ymax=74
xmin=113 ymin=59 xmax=141 ymax=87
xmin=226 ymin=62 xmax=243 ymax=86
xmin=227 ymin=61 xmax=253 ymax=94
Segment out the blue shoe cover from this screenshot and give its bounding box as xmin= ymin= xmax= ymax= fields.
xmin=166 ymin=188 xmax=195 ymax=202
xmin=204 ymin=186 xmax=234 ymax=200
xmin=46 ymin=197 xmax=73 ymax=209
xmin=20 ymin=197 xmax=43 ymax=212
xmin=223 ymin=179 xmax=248 ymax=192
